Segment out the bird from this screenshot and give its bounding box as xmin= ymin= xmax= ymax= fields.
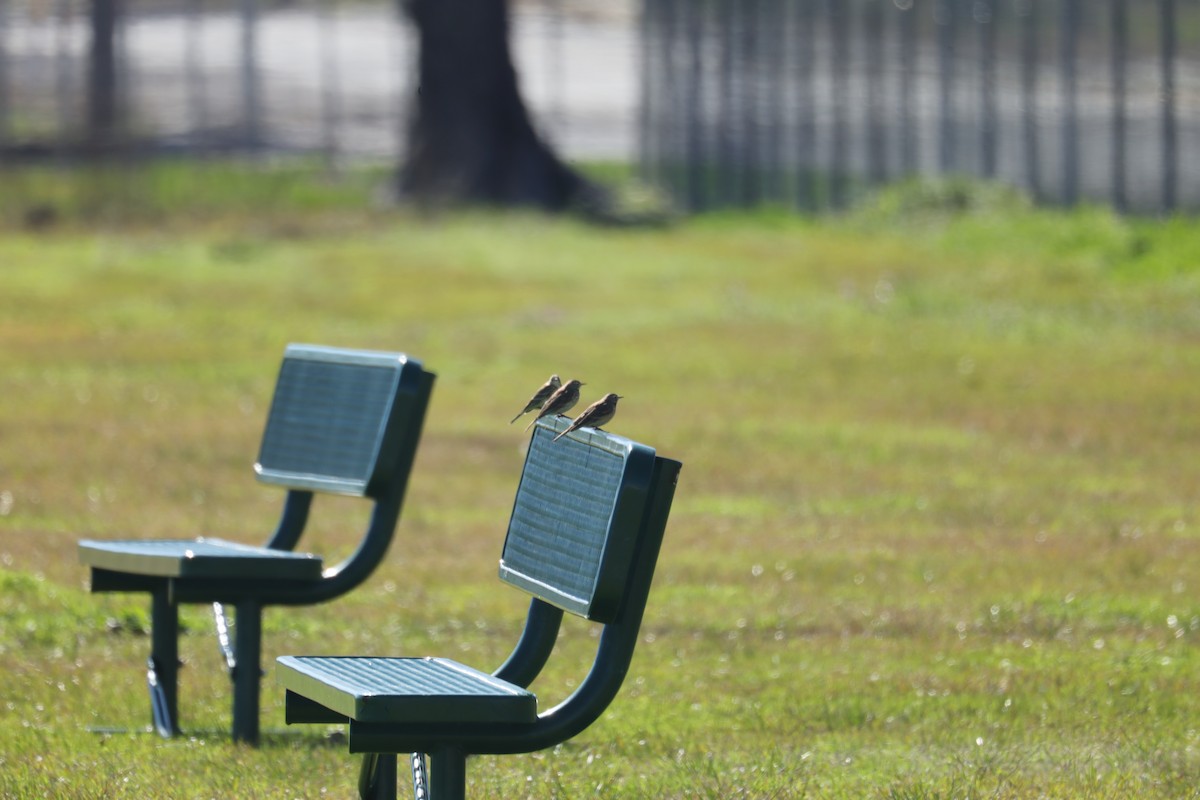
xmin=524 ymin=379 xmax=584 ymax=431
xmin=554 ymin=393 xmax=622 ymax=442
xmin=510 ymin=374 xmax=562 ymax=424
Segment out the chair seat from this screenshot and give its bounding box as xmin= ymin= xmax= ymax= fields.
xmin=276 ymin=656 xmax=537 ymax=725
xmin=78 ymin=537 xmax=324 ymax=581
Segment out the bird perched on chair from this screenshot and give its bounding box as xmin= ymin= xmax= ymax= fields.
xmin=554 ymin=393 xmax=622 ymax=441
xmin=510 ymin=374 xmax=562 ymax=424
xmin=524 ymin=379 xmax=584 ymax=431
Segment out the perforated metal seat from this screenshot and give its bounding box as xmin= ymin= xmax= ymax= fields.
xmin=278 ymin=657 xmax=537 ymax=725
xmin=79 ymin=538 xmax=324 ymax=581
xmin=78 ymin=344 xmax=435 ymax=744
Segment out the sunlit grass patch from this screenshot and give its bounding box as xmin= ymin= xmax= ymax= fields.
xmin=1 ymin=168 xmax=1199 ymax=796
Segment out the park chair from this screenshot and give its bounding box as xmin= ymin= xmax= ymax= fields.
xmin=78 ymin=344 xmax=435 ymax=744
xmin=276 ymin=415 xmax=681 ymax=800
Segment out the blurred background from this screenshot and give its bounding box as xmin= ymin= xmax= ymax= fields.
xmin=1 ymin=0 xmax=1198 ymax=214
xmin=0 ymin=0 xmax=636 ymax=164
xmin=4 ymin=4 xmax=1200 ymax=796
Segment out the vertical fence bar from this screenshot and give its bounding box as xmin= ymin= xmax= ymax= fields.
xmin=715 ymin=0 xmax=734 ymax=208
xmin=829 ymin=0 xmax=849 ymax=206
xmin=866 ymin=0 xmax=887 ymax=185
xmin=979 ymin=0 xmax=997 ymax=178
xmin=795 ymin=0 xmax=818 ymax=209
xmin=1111 ymin=0 xmax=1127 ymax=212
xmin=660 ymin=0 xmax=677 ymax=202
xmin=638 ymin=0 xmax=657 ymax=186
xmin=393 ymin=0 xmax=411 ymax=172
xmin=741 ymin=0 xmax=760 ymax=206
xmin=899 ymin=0 xmax=918 ymax=175
xmin=656 ymin=0 xmax=673 ymax=195
xmin=766 ymin=0 xmax=786 ymax=202
xmin=186 ymin=0 xmax=208 ymax=150
xmin=240 ymin=0 xmax=260 ymax=149
xmin=318 ymin=0 xmax=341 ymax=168
xmin=652 ymin=0 xmax=671 ymax=198
xmin=716 ymin=0 xmax=735 ymax=207
xmin=0 ymin=0 xmax=6 ymax=151
xmin=548 ymin=0 xmax=565 ymax=144
xmin=685 ymin=0 xmax=707 ymax=210
xmin=116 ymin=0 xmax=131 ymax=150
xmin=664 ymin=0 xmax=684 ymax=204
xmin=55 ymin=0 xmax=71 ymax=146
xmin=936 ymin=0 xmax=956 ymax=173
xmin=1159 ymin=0 xmax=1177 ymax=213
xmin=1060 ymin=0 xmax=1079 ymax=205
xmin=1019 ymin=0 xmax=1039 ymax=199
xmin=637 ymin=0 xmax=652 ymax=181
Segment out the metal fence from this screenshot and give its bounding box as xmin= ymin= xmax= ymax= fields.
xmin=0 ymin=0 xmax=637 ymax=165
xmin=640 ymin=0 xmax=1200 ymax=214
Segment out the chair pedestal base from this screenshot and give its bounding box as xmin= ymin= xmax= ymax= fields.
xmin=149 ymin=588 xmax=180 ymax=737
xmin=143 ymin=592 xmax=264 ymax=744
xmin=230 ymin=600 xmax=263 ymax=744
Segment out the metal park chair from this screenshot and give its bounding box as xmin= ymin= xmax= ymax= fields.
xmin=78 ymin=344 xmax=435 ymax=744
xmin=276 ymin=416 xmax=681 ymax=799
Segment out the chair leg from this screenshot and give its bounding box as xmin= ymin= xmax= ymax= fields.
xmin=148 ymin=588 xmax=180 ymax=737
xmin=231 ymin=600 xmax=262 ymax=745
xmin=428 ymin=749 xmax=466 ymax=800
xmin=358 ymin=753 xmax=398 ymax=800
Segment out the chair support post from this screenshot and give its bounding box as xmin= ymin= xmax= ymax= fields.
xmin=429 ymin=748 xmax=466 ymax=800
xmin=149 ymin=587 xmax=180 ymax=737
xmin=492 ymin=598 xmax=563 ymax=688
xmin=263 ymin=490 xmax=314 ymax=551
xmin=232 ymin=600 xmax=263 ymax=744
xmin=358 ymin=753 xmax=398 ymax=800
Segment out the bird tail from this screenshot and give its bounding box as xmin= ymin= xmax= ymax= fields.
xmin=524 ymin=416 xmax=539 ymax=432
xmin=509 ymin=412 xmax=524 ymax=424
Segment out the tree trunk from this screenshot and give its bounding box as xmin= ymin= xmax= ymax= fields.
xmin=400 ymin=0 xmax=595 ymax=211
xmin=88 ymin=0 xmax=121 ymax=148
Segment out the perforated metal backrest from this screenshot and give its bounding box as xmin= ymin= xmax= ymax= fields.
xmin=498 ymin=418 xmax=657 ymax=623
xmin=255 ymin=344 xmax=428 ymax=497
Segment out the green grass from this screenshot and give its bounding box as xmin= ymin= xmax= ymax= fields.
xmin=2 ymin=164 xmax=1200 ymax=798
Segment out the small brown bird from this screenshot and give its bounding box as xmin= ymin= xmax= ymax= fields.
xmin=525 ymin=379 xmax=584 ymax=431
xmin=510 ymin=374 xmax=562 ymax=424
xmin=554 ymin=393 xmax=622 ymax=441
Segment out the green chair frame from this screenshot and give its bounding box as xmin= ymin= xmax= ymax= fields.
xmin=276 ymin=416 xmax=681 ymax=799
xmin=79 ymin=344 xmax=435 ymax=743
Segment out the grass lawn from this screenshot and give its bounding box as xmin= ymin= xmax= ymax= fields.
xmin=1 ymin=166 xmax=1199 ymax=798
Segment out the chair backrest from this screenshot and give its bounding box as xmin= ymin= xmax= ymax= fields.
xmin=255 ymin=344 xmax=431 ymax=498
xmin=499 ymin=418 xmax=660 ymax=623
